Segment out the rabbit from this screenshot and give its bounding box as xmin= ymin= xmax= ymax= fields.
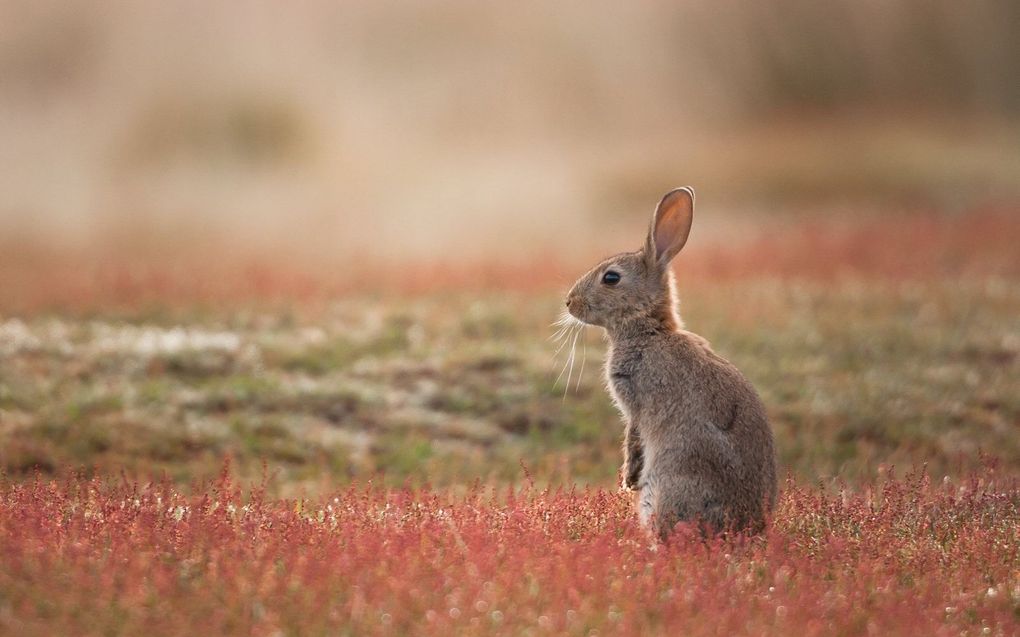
xmin=564 ymin=187 xmax=777 ymax=539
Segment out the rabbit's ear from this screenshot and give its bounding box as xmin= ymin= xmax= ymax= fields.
xmin=645 ymin=187 xmax=695 ymax=268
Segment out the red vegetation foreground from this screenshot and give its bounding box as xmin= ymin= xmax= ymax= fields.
xmin=1 ymin=469 xmax=1018 ymax=636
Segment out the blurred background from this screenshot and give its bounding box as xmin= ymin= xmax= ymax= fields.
xmin=3 ymin=1 xmax=1018 ymax=276
xmin=0 ymin=1 xmax=1017 ymax=491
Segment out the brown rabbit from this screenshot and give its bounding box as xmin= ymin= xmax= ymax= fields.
xmin=564 ymin=188 xmax=776 ymax=539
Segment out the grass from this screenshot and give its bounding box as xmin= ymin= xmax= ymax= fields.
xmin=2 ymin=3 xmax=1018 ymax=631
xmin=1 ymin=273 xmax=1017 ymax=493
xmin=0 ymin=206 xmax=1017 ymax=634
xmin=0 ymin=467 xmax=1016 ymax=636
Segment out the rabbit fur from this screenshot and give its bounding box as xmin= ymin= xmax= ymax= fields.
xmin=564 ymin=188 xmax=777 ymax=539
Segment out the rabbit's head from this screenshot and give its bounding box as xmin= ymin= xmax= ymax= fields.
xmin=565 ymin=187 xmax=694 ymax=331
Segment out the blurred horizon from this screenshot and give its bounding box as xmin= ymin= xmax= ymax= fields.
xmin=2 ymin=0 xmax=1019 ymax=293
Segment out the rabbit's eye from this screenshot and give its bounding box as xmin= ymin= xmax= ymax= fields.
xmin=602 ymin=270 xmax=621 ymax=286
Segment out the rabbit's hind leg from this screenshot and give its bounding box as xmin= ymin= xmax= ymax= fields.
xmin=653 ymin=475 xmax=726 ymax=540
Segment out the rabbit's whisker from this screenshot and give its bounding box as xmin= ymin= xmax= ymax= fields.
xmin=554 ymin=347 xmax=571 ymax=388
xmin=563 ymin=324 xmax=582 ymax=399
xmin=549 ymin=324 xmax=570 ymax=342
xmin=575 ymin=328 xmax=587 ymax=391
xmin=551 ymin=327 xmax=574 ymax=358
xmin=550 ymin=312 xmax=583 ymax=357
xmin=553 ymin=324 xmax=579 ymax=388
xmin=548 ymin=311 xmax=575 ymax=342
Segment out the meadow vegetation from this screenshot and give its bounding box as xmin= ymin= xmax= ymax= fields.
xmin=1 ymin=2 xmax=1019 ymax=634
xmin=2 ymin=210 xmax=1017 ymax=495
xmin=0 ymin=465 xmax=1017 ymax=635
xmin=2 ymin=193 xmax=1017 ymax=637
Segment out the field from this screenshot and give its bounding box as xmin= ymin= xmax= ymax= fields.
xmin=2 ymin=2 xmax=1020 ymax=633
xmin=1 ymin=468 xmax=1017 ymax=636
xmin=2 ymin=206 xmax=1019 ymax=635
xmin=3 ymin=208 xmax=1019 ymax=492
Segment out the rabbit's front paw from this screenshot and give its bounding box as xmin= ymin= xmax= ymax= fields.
xmin=622 ymin=467 xmax=641 ymax=491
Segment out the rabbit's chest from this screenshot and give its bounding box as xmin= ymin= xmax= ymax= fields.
xmin=605 ymin=348 xmax=645 ymax=417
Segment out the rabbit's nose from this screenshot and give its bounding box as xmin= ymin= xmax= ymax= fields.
xmin=566 ymin=295 xmax=582 ymax=314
